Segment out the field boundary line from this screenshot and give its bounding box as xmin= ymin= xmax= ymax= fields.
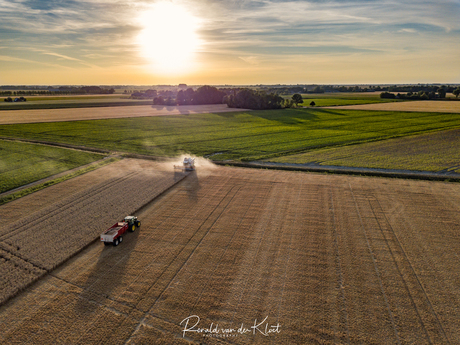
xmin=217 ymin=161 xmax=460 ymax=182
xmin=348 ymin=182 xmax=401 ymax=344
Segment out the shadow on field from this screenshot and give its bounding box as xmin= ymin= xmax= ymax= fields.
xmin=247 ymin=108 xmax=320 ymax=125
xmin=183 ymin=170 xmax=200 ymax=202
xmin=310 ymin=108 xmax=347 ymax=115
xmin=150 ymin=104 xmax=192 ymax=115
xmin=73 ymin=224 xmax=141 ymax=315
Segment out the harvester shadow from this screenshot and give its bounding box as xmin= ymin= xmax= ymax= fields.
xmin=183 ymin=170 xmax=200 ymax=202
xmin=73 ymin=226 xmax=141 ymax=315
xmin=224 ymin=107 xmax=320 ymax=125
xmin=174 ymin=169 xmax=184 ymax=182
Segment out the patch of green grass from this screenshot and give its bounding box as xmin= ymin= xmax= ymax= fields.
xmin=0 ymin=157 xmax=119 ymax=206
xmin=1 ymin=108 xmax=460 ymax=164
xmin=0 ymin=140 xmax=105 ymax=193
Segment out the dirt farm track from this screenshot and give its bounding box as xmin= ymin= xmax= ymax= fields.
xmin=1 ymin=159 xmax=460 ymax=344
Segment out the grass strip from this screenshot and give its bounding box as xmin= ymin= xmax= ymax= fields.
xmin=0 ymin=157 xmax=120 ymax=206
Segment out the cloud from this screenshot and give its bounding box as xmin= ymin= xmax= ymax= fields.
xmin=1 ymin=0 xmax=459 ymax=83
xmin=0 ymin=54 xmax=74 ymax=69
xmin=239 ymin=56 xmax=260 ymax=65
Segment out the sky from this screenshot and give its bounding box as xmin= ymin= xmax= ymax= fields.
xmin=1 ymin=0 xmax=459 ymax=85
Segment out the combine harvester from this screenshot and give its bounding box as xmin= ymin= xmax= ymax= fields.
xmin=175 ymin=157 xmax=195 ymax=171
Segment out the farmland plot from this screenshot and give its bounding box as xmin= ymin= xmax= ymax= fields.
xmin=328 ymin=100 xmax=460 ymax=113
xmin=269 ymin=128 xmax=460 ymax=173
xmin=0 ymin=158 xmax=187 ymax=304
xmin=1 ymin=166 xmax=460 ymax=344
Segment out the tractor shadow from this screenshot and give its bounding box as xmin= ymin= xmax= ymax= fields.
xmin=72 ymin=224 xmax=141 ymax=315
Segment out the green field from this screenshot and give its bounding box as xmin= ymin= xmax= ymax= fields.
xmin=0 ymin=140 xmax=104 ymax=193
xmin=1 ymin=108 xmax=460 ymax=162
xmin=269 ymin=128 xmax=460 ymax=173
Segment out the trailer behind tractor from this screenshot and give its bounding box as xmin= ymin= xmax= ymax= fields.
xmin=100 ymin=216 xmax=141 ymax=246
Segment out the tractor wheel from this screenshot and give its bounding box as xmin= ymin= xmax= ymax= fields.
xmin=136 ymin=221 xmax=141 ymax=227
xmin=130 ymin=224 xmax=135 ymax=232
xmin=113 ymin=238 xmax=119 ymax=246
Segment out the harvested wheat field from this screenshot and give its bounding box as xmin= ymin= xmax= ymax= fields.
xmin=1 ymin=164 xmax=460 ymax=344
xmin=0 ymin=158 xmax=187 ymax=305
xmin=327 ymin=100 xmax=460 ymax=113
xmin=0 ymin=104 xmax=247 ymax=125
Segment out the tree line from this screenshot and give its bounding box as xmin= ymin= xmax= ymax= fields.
xmin=381 ymin=86 xmax=460 ymax=100
xmin=0 ymin=86 xmax=115 ymax=96
xmin=151 ymin=85 xmax=304 ymax=110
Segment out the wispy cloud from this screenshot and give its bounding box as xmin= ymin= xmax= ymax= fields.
xmin=1 ymin=0 xmax=459 ymax=83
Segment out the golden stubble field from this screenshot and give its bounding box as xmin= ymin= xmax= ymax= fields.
xmin=327 ymin=100 xmax=460 ymax=113
xmin=0 ymin=104 xmax=247 ymax=125
xmin=1 ymin=163 xmax=460 ymax=344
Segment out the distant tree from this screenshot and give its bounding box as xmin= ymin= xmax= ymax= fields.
xmin=312 ymin=86 xmax=324 ymax=93
xmin=176 ymin=90 xmax=186 ymax=105
xmin=144 ymin=89 xmax=157 ymax=98
xmin=453 ymin=87 xmax=460 ymax=98
xmin=284 ymin=99 xmax=295 ymax=108
xmin=437 ymin=88 xmax=446 ymax=99
xmin=380 ymin=92 xmax=396 ymax=99
xmin=420 ymin=92 xmax=429 ymax=100
xmin=310 ymin=101 xmax=316 ymax=106
xmin=153 ymin=96 xmax=165 ymax=105
xmin=292 ymin=94 xmax=303 ymax=105
xmin=193 ymin=85 xmax=226 ymax=105
xmin=165 ymin=96 xmax=176 ymax=106
xmin=225 ymin=89 xmax=284 ymax=110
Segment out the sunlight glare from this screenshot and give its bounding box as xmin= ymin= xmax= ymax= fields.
xmin=138 ymin=2 xmax=201 ymax=74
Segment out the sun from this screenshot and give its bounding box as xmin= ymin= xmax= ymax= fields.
xmin=138 ymin=2 xmax=201 ymax=74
